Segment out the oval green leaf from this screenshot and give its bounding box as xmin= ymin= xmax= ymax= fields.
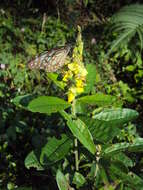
xmin=80 ymin=116 xmax=120 ymax=143
xmin=28 ymin=96 xmax=71 ymax=114
xmin=40 ymin=134 xmax=73 ymax=165
xmin=103 ymin=138 xmax=143 ymax=156
xmin=56 ymin=170 xmax=71 ymax=190
xmin=77 ymin=93 xmax=118 ymax=106
xmin=60 ymin=111 xmax=96 ymax=155
xmin=93 ymin=108 xmax=139 ymax=125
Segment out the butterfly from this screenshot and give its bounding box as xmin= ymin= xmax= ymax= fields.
xmin=28 ymin=45 xmax=71 ymax=72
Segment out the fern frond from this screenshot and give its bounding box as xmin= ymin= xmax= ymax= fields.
xmin=108 ymin=4 xmax=143 ymax=55
xmin=136 ymin=27 xmax=143 ymax=51
xmin=107 ymin=29 xmax=135 ymax=56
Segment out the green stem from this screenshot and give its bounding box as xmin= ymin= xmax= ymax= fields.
xmin=74 ymin=138 xmax=79 ymax=171
xmin=72 ymin=99 xmax=79 ymax=171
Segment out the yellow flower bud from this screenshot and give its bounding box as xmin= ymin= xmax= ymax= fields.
xmin=76 ymin=87 xmax=84 ymax=93
xmin=63 ymin=71 xmax=73 ymax=82
xmin=76 ymin=79 xmax=84 ymax=88
xmin=68 ymin=64 xmax=75 ymax=71
xmin=68 ymin=92 xmax=75 ymax=103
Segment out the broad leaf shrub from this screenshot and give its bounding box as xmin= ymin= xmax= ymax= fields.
xmin=13 ymin=27 xmax=143 ymax=190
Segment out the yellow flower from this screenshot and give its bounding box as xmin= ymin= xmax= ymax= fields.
xmin=69 ymin=86 xmax=77 ymax=94
xmin=68 ymin=63 xmax=79 ymax=74
xmin=76 ymin=87 xmax=84 ymax=93
xmin=68 ymin=63 xmax=75 ymax=71
xmin=62 ymin=70 xmax=73 ymax=82
xmin=62 ymin=26 xmax=87 ymax=103
xmin=68 ymin=92 xmax=75 ymax=103
xmin=68 ymin=87 xmax=77 ymax=102
xmin=80 ymin=68 xmax=88 ymax=77
xmin=76 ymin=79 xmax=84 ymax=88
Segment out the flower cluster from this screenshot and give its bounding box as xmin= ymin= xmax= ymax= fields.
xmin=62 ymin=26 xmax=88 ymax=102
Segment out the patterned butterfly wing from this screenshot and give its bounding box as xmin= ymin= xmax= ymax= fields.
xmin=28 ymin=45 xmax=71 ymax=72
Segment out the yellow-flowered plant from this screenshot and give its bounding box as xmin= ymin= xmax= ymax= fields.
xmin=63 ymin=26 xmax=88 ymax=102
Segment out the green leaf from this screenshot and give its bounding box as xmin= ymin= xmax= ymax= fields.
xmin=72 ymin=172 xmax=86 ymax=188
xmin=25 ymin=151 xmax=44 ymax=170
xmin=7 ymin=182 xmax=15 ymax=190
xmin=107 ymin=29 xmax=135 ymax=56
xmin=59 ymin=110 xmax=71 ymax=121
xmin=47 ymin=73 xmax=66 ymax=90
xmin=11 ymin=94 xmax=34 ymax=108
xmin=28 ymin=96 xmax=71 ymax=114
xmin=100 ymin=166 xmax=109 ymax=185
xmin=84 ymin=64 xmax=97 ymax=93
xmin=68 ymin=119 xmax=96 ymax=154
xmin=90 ymin=108 xmax=137 ymax=143
xmin=74 ymin=101 xmax=88 ymax=114
xmin=40 ymin=134 xmax=72 ymax=165
xmin=125 ymin=65 xmax=136 ymax=72
xmin=77 ymin=93 xmax=117 ymax=106
xmin=56 ymin=170 xmax=71 ymax=190
xmin=83 ymin=0 xmax=88 ymax=7
xmin=80 ymin=116 xmax=120 ymax=143
xmin=109 ymin=164 xmax=143 ymax=190
xmin=60 ymin=111 xmax=96 ymax=154
xmin=93 ymin=108 xmax=138 ymax=126
xmin=112 ymin=152 xmax=134 ymax=167
xmin=103 ymin=138 xmax=143 ymax=156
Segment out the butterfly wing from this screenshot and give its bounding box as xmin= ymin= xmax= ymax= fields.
xmin=28 ymin=45 xmax=71 ymax=72
xmin=28 ymin=51 xmax=48 ymax=70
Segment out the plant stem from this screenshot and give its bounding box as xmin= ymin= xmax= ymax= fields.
xmin=72 ymin=99 xmax=79 ymax=171
xmin=41 ymin=13 xmax=47 ymax=33
xmin=74 ymin=138 xmax=79 ymax=171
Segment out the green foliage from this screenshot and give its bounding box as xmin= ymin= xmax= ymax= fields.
xmin=16 ymin=80 xmax=142 ymax=189
xmin=80 ymin=116 xmax=120 ymax=143
xmin=1 ymin=1 xmax=143 ymax=190
xmin=60 ymin=111 xmax=96 ymax=154
xmin=108 ymin=4 xmax=143 ymax=55
xmin=27 ymin=96 xmax=71 ymax=114
xmin=0 ymin=5 xmax=75 ymax=189
xmin=93 ymin=108 xmax=138 ymax=124
xmin=103 ymin=138 xmax=143 ymax=156
xmin=77 ymin=93 xmax=118 ymax=106
xmin=56 ymin=170 xmax=72 ymax=190
xmin=40 ymin=134 xmax=72 ymax=165
xmin=25 ymin=134 xmax=72 ymax=169
xmin=84 ymin=64 xmax=97 ymax=94
xmin=80 ymin=108 xmax=138 ymax=144
xmin=24 ymin=151 xmax=44 ymax=171
xmin=72 ymin=172 xmax=86 ymax=188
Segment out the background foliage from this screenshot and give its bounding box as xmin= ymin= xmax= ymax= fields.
xmin=1 ymin=0 xmax=143 ymax=190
